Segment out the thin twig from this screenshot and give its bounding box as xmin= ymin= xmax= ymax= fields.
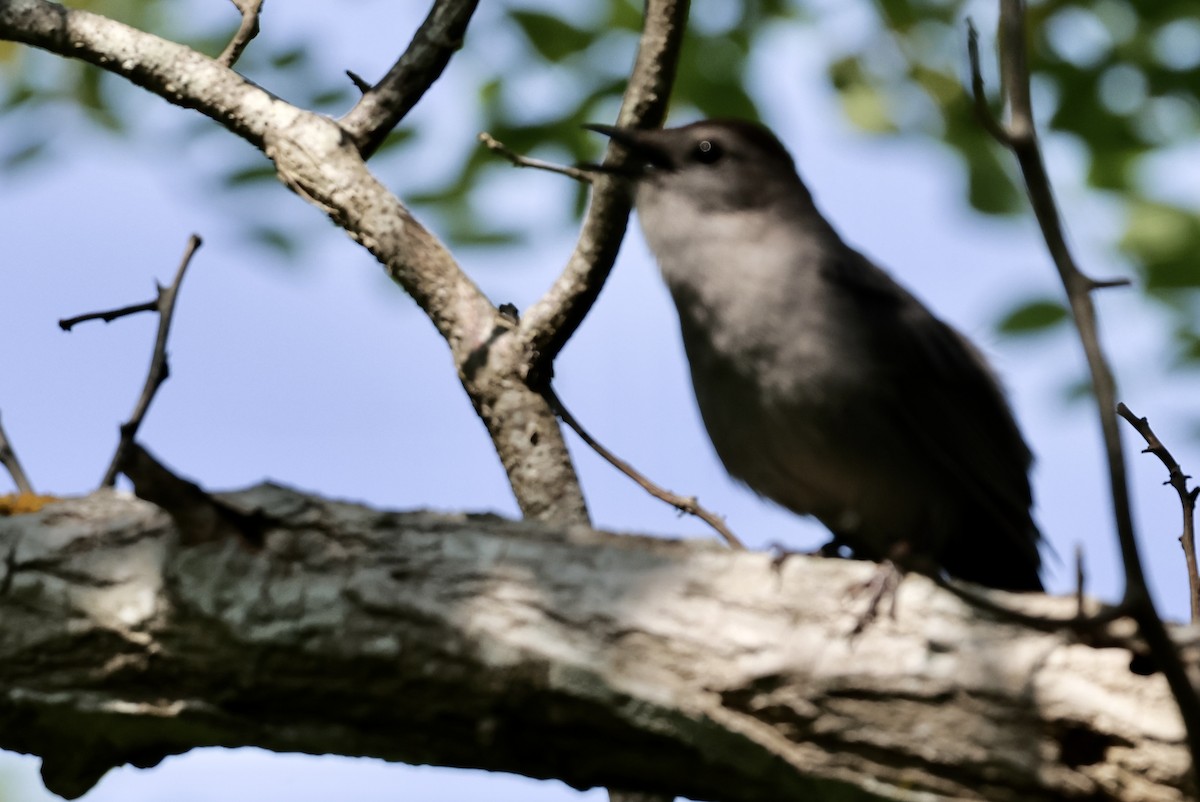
xmin=341 ymin=0 xmax=480 ymax=159
xmin=1118 ymin=403 xmax=1200 ymax=623
xmin=970 ymin=1 xmax=1200 ymax=782
xmin=346 ymin=70 xmax=371 ymax=94
xmin=0 ymin=413 xmax=34 ymax=495
xmin=516 ymin=0 xmax=690 ymax=381
xmin=544 ymin=385 xmax=744 ymax=550
xmin=478 ymin=133 xmax=594 ymax=183
xmin=965 ymin=20 xmax=1011 ymax=145
xmin=1089 ymin=276 xmax=1133 ymax=290
xmin=99 ymin=235 xmax=203 ymax=488
xmin=1075 ymin=543 xmax=1086 ymax=620
xmin=59 ymin=301 xmax=158 ymax=331
xmin=218 ymin=0 xmax=264 ymax=67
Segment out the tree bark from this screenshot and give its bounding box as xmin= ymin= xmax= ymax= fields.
xmin=0 ymin=488 xmax=1188 ymax=802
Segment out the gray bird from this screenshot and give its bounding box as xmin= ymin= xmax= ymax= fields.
xmin=587 ymin=119 xmax=1044 ymax=592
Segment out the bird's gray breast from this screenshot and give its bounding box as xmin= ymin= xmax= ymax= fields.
xmin=639 ymin=202 xmax=897 ymax=531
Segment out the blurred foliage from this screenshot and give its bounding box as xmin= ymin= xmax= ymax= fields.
xmin=996 ymin=297 xmax=1069 ymax=335
xmin=860 ymin=0 xmax=1200 ymax=361
xmin=2 ymin=0 xmax=1200 ymax=366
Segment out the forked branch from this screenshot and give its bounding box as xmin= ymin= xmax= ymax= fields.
xmin=968 ymin=0 xmax=1200 ymax=782
xmin=341 ymin=0 xmax=480 ymax=158
xmin=1118 ymin=403 xmax=1200 ymax=623
xmin=218 ymin=0 xmax=263 ymax=66
xmin=60 ymin=235 xmax=203 ymax=489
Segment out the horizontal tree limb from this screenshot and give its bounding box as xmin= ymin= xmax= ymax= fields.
xmin=0 ymin=486 xmax=1189 ymax=801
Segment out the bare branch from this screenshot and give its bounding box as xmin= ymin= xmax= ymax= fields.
xmin=0 ymin=0 xmax=587 ymax=523
xmin=341 ymin=0 xmax=479 ymax=159
xmin=1088 ymin=276 xmax=1133 ymax=290
xmin=478 ymin=132 xmax=595 ymax=183
xmin=345 ymin=69 xmax=371 ymax=94
xmin=1 ymin=1 xmax=273 ymax=150
xmin=517 ymin=0 xmax=691 ymax=380
xmin=546 ymin=385 xmax=745 ymax=550
xmin=218 ymin=0 xmax=263 ymax=67
xmin=1118 ymin=403 xmax=1200 ymax=623
xmin=0 ymin=412 xmax=34 ymax=495
xmin=965 ymin=19 xmax=1011 ymax=145
xmin=1076 ymin=543 xmax=1087 ymax=620
xmin=970 ymin=0 xmax=1200 ymax=782
xmin=58 ymin=300 xmax=158 ymax=331
xmin=90 ymin=235 xmax=202 ymax=488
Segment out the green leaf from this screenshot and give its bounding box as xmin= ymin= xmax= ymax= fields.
xmin=376 ymin=128 xmax=416 ymax=155
xmin=827 ymin=56 xmax=896 ymax=134
xmin=246 ymin=225 xmax=299 ymax=257
xmin=224 ymin=163 xmax=279 ymax=187
xmin=608 ymin=0 xmax=644 ymax=31
xmin=1 ymin=81 xmax=35 ymax=111
xmin=995 ymin=298 xmax=1070 ymax=335
xmin=1173 ymin=328 xmax=1200 ymax=367
xmin=1121 ymin=200 xmax=1200 ymax=291
xmin=73 ymin=67 xmax=123 ymax=132
xmin=674 ymin=35 xmax=758 ymax=120
xmin=876 ymin=0 xmax=920 ymax=32
xmin=308 ymin=87 xmax=353 ymax=110
xmin=2 ymin=140 xmax=48 ymax=171
xmin=509 ymin=11 xmax=592 ymax=62
xmin=963 ymin=146 xmax=1023 ymax=215
xmin=270 ymin=47 xmax=307 ymax=70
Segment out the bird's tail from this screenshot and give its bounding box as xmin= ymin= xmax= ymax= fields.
xmin=939 ymin=521 xmax=1044 ymax=592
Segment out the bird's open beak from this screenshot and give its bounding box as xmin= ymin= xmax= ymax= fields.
xmin=579 ymin=123 xmax=672 ymax=176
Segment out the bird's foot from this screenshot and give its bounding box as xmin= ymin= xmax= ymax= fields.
xmin=848 ymin=559 xmax=904 ymax=636
xmin=767 ymin=538 xmax=850 ymax=573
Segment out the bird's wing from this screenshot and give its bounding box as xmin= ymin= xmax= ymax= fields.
xmin=823 ymin=250 xmax=1043 ymax=578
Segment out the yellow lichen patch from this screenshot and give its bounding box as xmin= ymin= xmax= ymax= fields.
xmin=0 ymin=493 xmax=60 ymax=516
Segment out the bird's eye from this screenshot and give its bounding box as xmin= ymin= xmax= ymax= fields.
xmin=693 ymin=139 xmax=722 ymax=164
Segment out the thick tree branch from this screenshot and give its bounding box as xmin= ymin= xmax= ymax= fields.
xmin=517 ymin=0 xmax=690 ymax=378
xmin=0 ymin=488 xmax=1189 ymax=802
xmin=0 ymin=0 xmax=586 ymax=522
xmin=340 ymin=0 xmax=479 ymax=159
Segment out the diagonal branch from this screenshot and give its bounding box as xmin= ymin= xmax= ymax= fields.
xmin=968 ymin=0 xmax=1200 ymax=784
xmin=0 ymin=0 xmax=491 ymax=346
xmin=218 ymin=0 xmax=263 ymax=67
xmin=0 ymin=0 xmax=590 ymax=523
xmin=516 ymin=0 xmax=690 ymax=380
xmin=1118 ymin=403 xmax=1200 ymax=623
xmin=545 ymin=385 xmax=745 ymax=550
xmin=82 ymin=235 xmax=202 ymax=488
xmin=58 ymin=300 xmax=158 ymax=331
xmin=0 ymin=412 xmax=34 ymax=495
xmin=340 ymin=0 xmax=479 ymax=159
xmin=478 ymin=132 xmax=596 ymax=183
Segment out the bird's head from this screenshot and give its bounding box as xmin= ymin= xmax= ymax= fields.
xmin=583 ymin=119 xmax=807 ymax=214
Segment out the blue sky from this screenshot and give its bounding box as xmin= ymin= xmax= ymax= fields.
xmin=2 ymin=2 xmax=1197 ymax=800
